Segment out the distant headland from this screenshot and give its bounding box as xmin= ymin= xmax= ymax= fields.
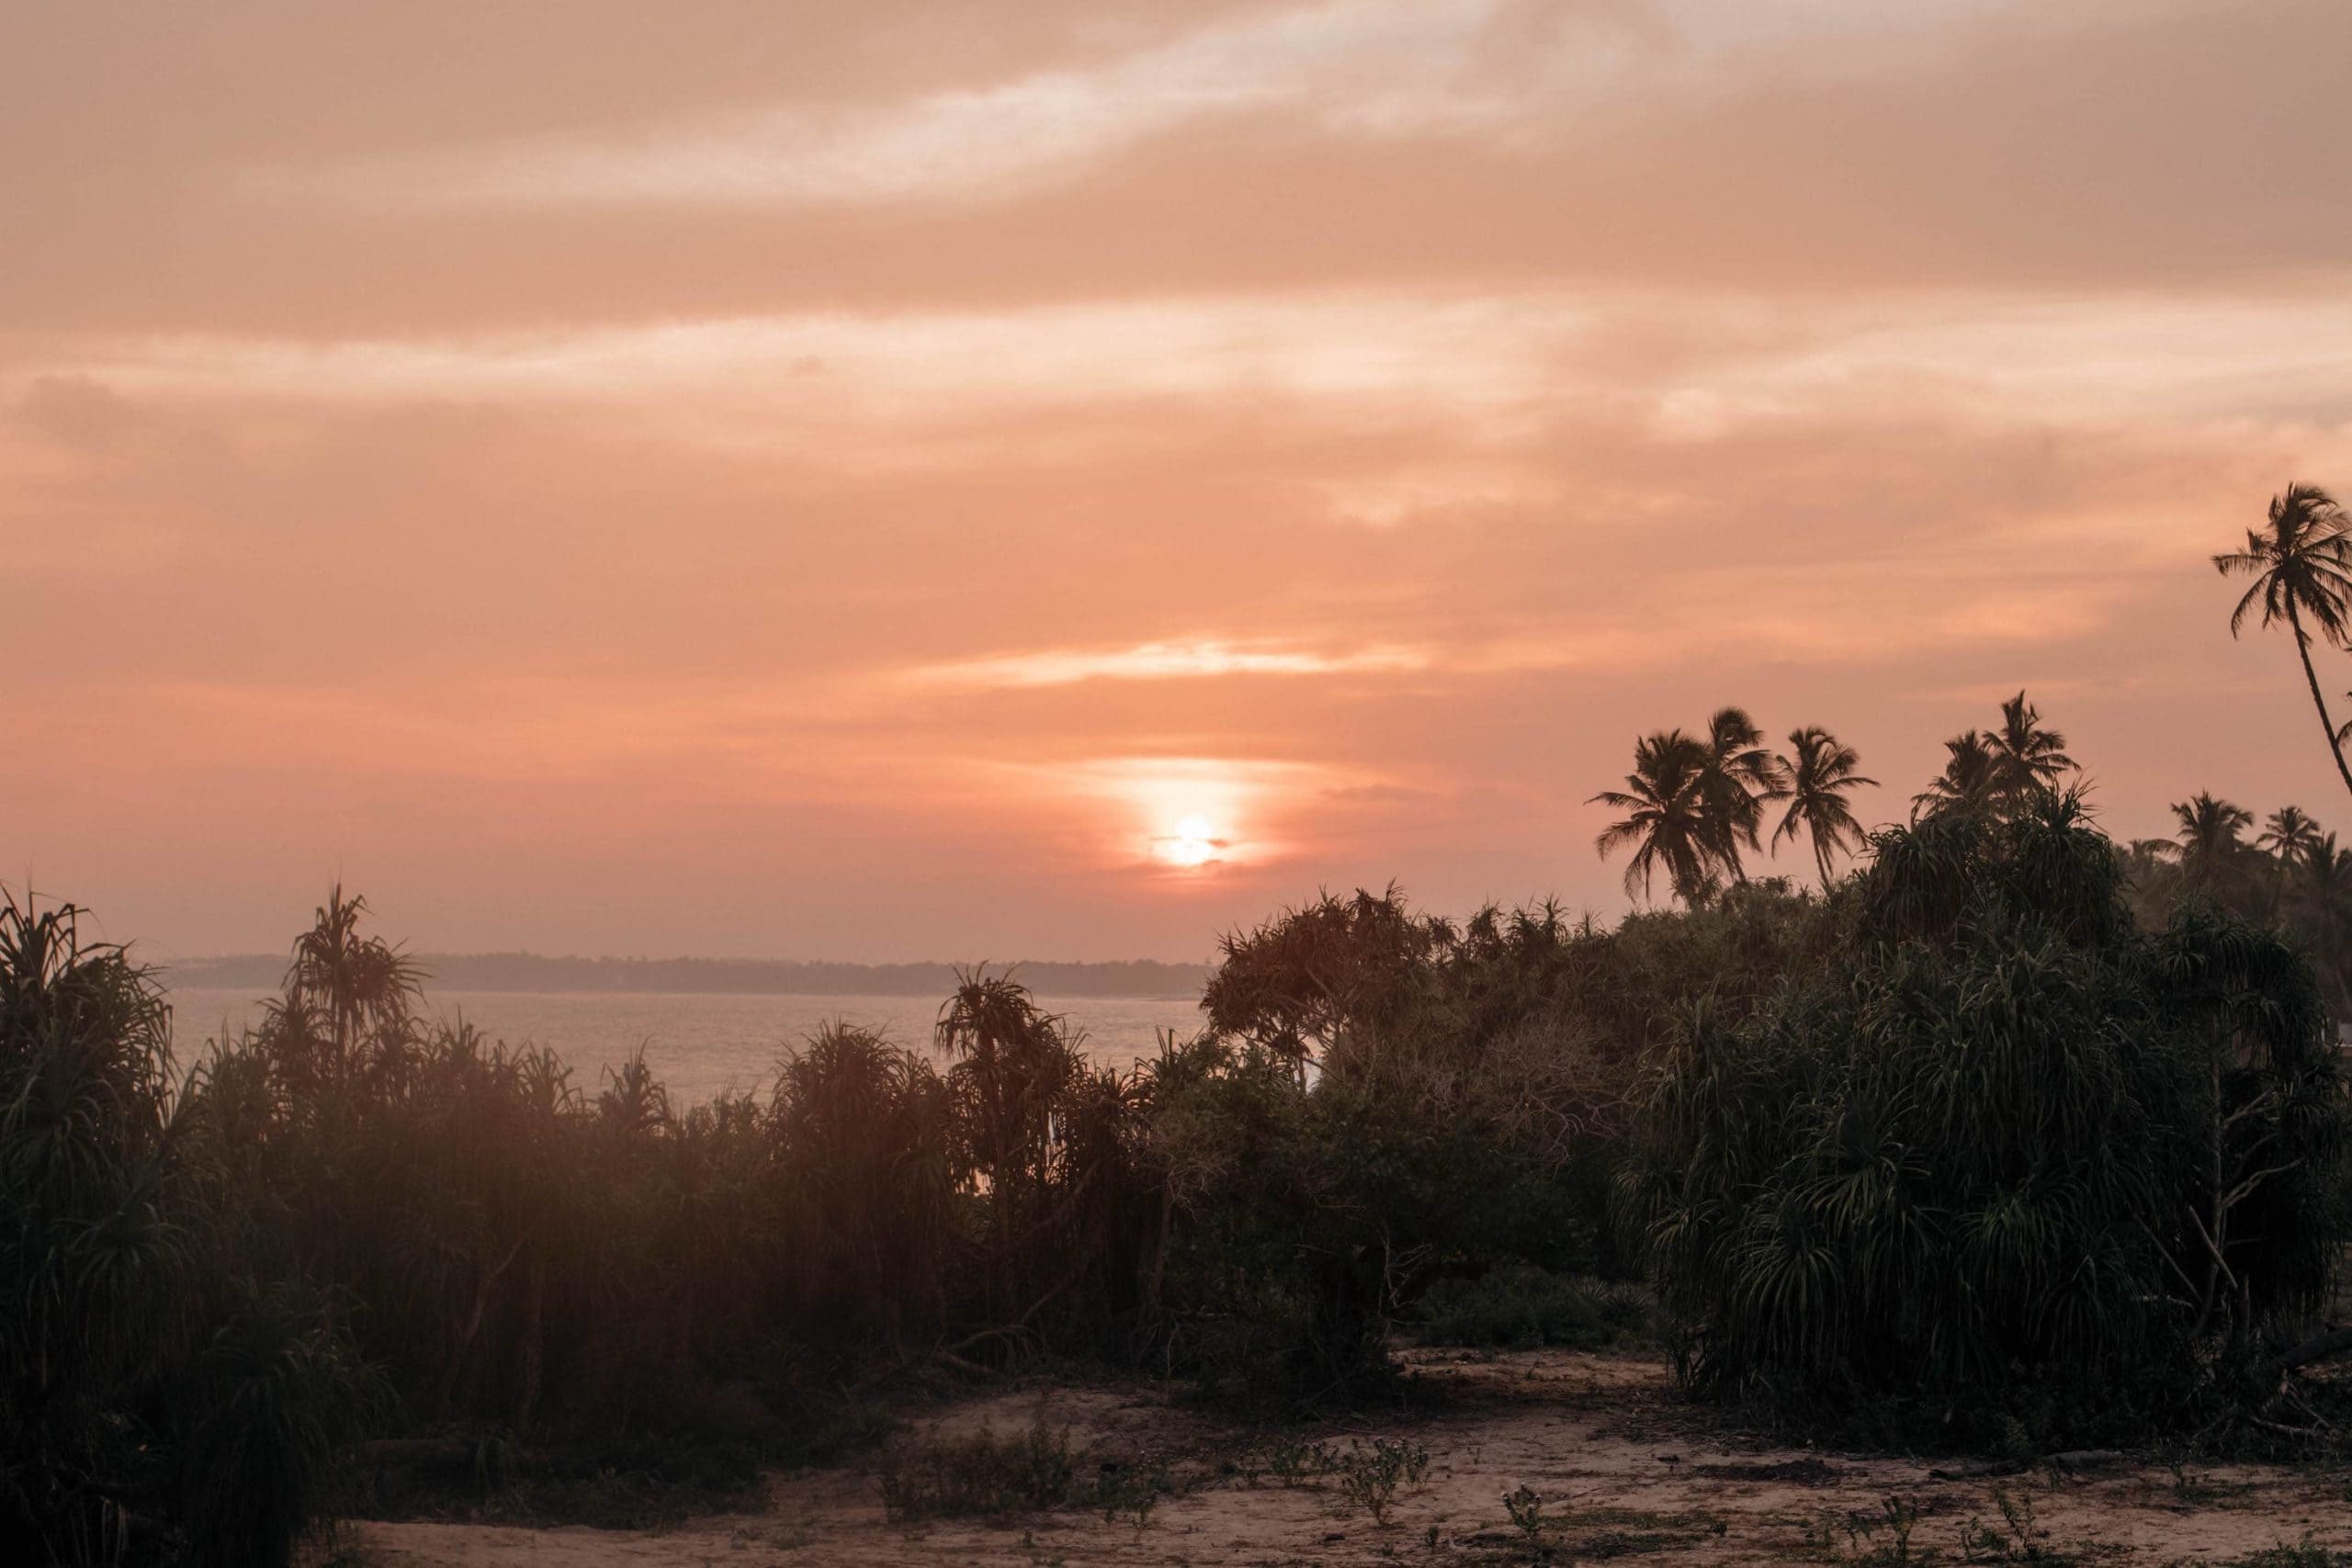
xmin=165 ymin=952 xmax=1212 ymax=999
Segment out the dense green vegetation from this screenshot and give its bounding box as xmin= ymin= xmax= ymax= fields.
xmin=0 ymin=900 xmax=378 ymax=1567
xmin=1631 ymin=794 xmax=2351 ymax=1448
xmin=6 ymin=875 xmax=1799 ymax=1562
xmin=34 ymin=781 xmax=2347 ymax=1558
xmin=18 ymin=764 xmax=2352 ymax=1558
xmin=16 ymin=481 xmax=2352 ymax=1562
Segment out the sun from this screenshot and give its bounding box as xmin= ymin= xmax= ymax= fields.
xmin=1155 ymin=814 xmax=1225 ymax=868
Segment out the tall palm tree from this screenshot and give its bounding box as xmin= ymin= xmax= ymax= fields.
xmin=2172 ymin=792 xmax=2255 ymax=892
xmin=1696 ymin=706 xmax=1787 ymax=883
xmin=1591 ymin=730 xmax=1718 ymax=908
xmin=2214 ymin=484 xmax=2352 ymax=801
xmin=1985 ymin=691 xmax=2076 ymax=802
xmin=2258 ymin=805 xmax=2324 ymax=864
xmin=1770 ymin=726 xmax=1878 ymax=888
xmin=1913 ymin=732 xmax=2001 ymax=821
xmin=2258 ymin=805 xmax=2323 ymax=917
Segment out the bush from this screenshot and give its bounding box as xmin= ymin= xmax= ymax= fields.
xmin=0 ymin=897 xmax=376 ymax=1566
xmin=1167 ymin=891 xmax=1691 ymax=1406
xmin=1631 ymin=795 xmax=2352 ymax=1447
xmin=874 ymin=1416 xmax=1078 ymax=1518
xmin=1334 ymin=1437 xmax=1430 ymax=1527
xmin=1412 ymin=1266 xmax=1648 ymax=1350
xmin=183 ymin=895 xmax=1169 ymax=1448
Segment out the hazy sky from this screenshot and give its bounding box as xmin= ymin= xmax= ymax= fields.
xmin=6 ymin=0 xmax=2352 ymax=962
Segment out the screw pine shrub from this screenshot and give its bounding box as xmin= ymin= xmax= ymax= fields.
xmin=1631 ymin=793 xmax=2352 ymax=1446
xmin=0 ymin=897 xmax=378 ymax=1566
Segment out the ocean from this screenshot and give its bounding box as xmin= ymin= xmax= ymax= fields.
xmin=163 ymin=986 xmax=1208 ymax=1107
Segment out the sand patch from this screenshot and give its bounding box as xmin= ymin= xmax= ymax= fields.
xmin=356 ymin=1350 xmax=2352 ymax=1567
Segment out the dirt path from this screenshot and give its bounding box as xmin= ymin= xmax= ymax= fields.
xmin=357 ymin=1349 xmax=2352 ymax=1566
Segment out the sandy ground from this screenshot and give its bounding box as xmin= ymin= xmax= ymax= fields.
xmin=356 ymin=1348 xmax=2352 ymax=1567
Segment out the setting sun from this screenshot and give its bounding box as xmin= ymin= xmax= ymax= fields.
xmin=1156 ymin=814 xmax=1226 ymax=868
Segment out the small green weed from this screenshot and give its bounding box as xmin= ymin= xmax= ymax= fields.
xmin=1808 ymin=1495 xmax=1934 ymax=1566
xmin=1086 ymin=1464 xmax=1174 ymax=1533
xmin=1959 ymin=1485 xmax=2076 ymax=1565
xmin=1336 ymin=1437 xmax=1431 ymax=1527
xmin=1262 ymin=1435 xmax=1344 ymax=1484
xmin=1807 ymin=1487 xmax=2087 ymax=1568
xmin=1504 ymin=1483 xmax=1546 ymax=1540
xmin=875 ymin=1416 xmax=1077 ymax=1520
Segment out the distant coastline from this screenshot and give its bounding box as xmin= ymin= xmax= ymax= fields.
xmin=165 ymin=952 xmax=1212 ymax=1000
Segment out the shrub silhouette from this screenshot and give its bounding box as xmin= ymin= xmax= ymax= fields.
xmin=1632 ymin=793 xmax=2352 ymax=1445
xmin=0 ymin=897 xmax=376 ymax=1565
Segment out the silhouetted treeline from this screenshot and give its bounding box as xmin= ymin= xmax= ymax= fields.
xmin=14 ymin=795 xmax=2352 ymax=1563
xmin=169 ymin=952 xmax=1209 ymax=998
xmin=2121 ymin=794 xmax=2352 ymax=1018
xmin=6 ymin=880 xmax=1719 ymax=1563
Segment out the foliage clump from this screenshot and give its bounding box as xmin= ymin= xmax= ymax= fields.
xmin=0 ymin=897 xmax=377 ymax=1567
xmin=1413 ymin=1264 xmax=1647 ymax=1351
xmin=874 ymin=1416 xmax=1078 ymax=1519
xmin=1333 ymin=1436 xmax=1430 ymax=1527
xmin=1632 ymin=794 xmax=2352 ymax=1447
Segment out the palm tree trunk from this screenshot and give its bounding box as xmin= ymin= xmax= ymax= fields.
xmin=2287 ymin=602 xmax=2352 ymax=802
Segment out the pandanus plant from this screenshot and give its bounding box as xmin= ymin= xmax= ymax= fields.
xmin=1631 ymin=795 xmax=2350 ymax=1445
xmin=0 ymin=897 xmax=374 ymax=1566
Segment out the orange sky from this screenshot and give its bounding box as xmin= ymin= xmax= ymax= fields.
xmin=6 ymin=0 xmax=2352 ymax=962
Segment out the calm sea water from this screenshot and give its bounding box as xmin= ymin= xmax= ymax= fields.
xmin=164 ymin=987 xmax=1207 ymax=1107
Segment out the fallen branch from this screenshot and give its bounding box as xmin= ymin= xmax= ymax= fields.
xmin=2275 ymin=1325 xmax=2352 ymax=1372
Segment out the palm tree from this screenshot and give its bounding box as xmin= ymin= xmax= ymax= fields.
xmin=1696 ymin=706 xmax=1788 ymax=883
xmin=1770 ymin=727 xmax=1878 ymax=887
xmin=2172 ymin=792 xmax=2254 ymax=892
xmin=1985 ymin=691 xmax=2076 ymax=802
xmin=2258 ymin=805 xmax=2324 ymax=863
xmin=1592 ymin=730 xmax=1718 ymax=908
xmin=1913 ymin=732 xmax=2002 ymax=821
xmin=2214 ymin=484 xmax=2352 ymax=801
xmin=2256 ymin=805 xmax=2324 ymax=918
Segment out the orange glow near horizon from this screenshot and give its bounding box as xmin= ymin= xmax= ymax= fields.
xmin=6 ymin=2 xmax=2352 ymax=961
xmin=1054 ymin=758 xmax=1294 ymax=878
xmin=1155 ymin=815 xmax=1227 ymax=870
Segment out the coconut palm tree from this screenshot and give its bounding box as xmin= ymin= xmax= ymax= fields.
xmin=2258 ymin=805 xmax=2324 ymax=864
xmin=1913 ymin=732 xmax=2002 ymax=821
xmin=2256 ymin=806 xmax=2324 ymax=918
xmin=2172 ymin=792 xmax=2255 ymax=893
xmin=2214 ymin=484 xmax=2352 ymax=801
xmin=1770 ymin=727 xmax=1878 ymax=887
xmin=1696 ymin=706 xmax=1788 ymax=883
xmin=1592 ymin=730 xmax=1718 ymax=908
xmin=1985 ymin=691 xmax=2076 ymax=802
